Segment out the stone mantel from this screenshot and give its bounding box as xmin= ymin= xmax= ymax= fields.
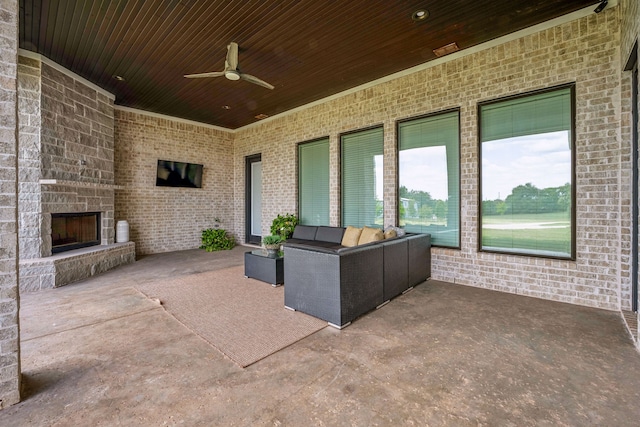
xmin=39 ymin=179 xmax=124 ymax=190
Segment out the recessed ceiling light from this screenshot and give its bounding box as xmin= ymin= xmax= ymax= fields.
xmin=222 ymin=105 xmax=231 ymax=110
xmin=112 ymin=75 xmax=125 ymax=81
xmin=412 ymin=9 xmax=429 ymax=21
xmin=255 ymin=114 xmax=269 ymax=120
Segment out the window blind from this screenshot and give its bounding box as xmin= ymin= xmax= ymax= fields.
xmin=481 ymin=87 xmax=572 ymax=143
xmin=341 ymin=127 xmax=384 ymax=228
xmin=298 ymin=138 xmax=330 ymax=226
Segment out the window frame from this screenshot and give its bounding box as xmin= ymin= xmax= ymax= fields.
xmin=396 ymin=108 xmax=462 ymax=249
xmin=477 ymin=83 xmax=577 ymax=260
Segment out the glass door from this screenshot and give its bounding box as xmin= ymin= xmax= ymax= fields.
xmin=246 ymin=154 xmax=262 ymax=244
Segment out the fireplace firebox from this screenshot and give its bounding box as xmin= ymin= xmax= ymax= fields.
xmin=51 ymin=212 xmax=101 ymax=254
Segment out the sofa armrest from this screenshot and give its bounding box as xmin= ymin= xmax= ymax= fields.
xmin=382 ymin=238 xmax=409 ymax=300
xmin=284 ymin=244 xmax=384 ymax=327
xmin=406 ymin=233 xmax=431 ymax=286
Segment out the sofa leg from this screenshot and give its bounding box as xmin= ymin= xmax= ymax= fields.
xmin=284 ymin=306 xmax=296 ymax=311
xmin=376 ymin=300 xmax=390 ymax=309
xmin=328 ymin=321 xmax=351 ymax=329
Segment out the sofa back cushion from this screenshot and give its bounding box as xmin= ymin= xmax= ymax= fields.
xmin=292 ymin=225 xmax=318 ymax=240
xmin=315 ymin=226 xmax=345 ymax=243
xmin=341 ymin=226 xmax=363 ymax=247
xmin=358 ymin=226 xmax=384 ymax=245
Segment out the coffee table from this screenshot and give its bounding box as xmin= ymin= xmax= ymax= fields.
xmin=244 ymin=250 xmax=284 ymax=286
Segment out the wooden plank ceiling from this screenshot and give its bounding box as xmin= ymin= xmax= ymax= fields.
xmin=20 ymin=0 xmax=600 ymax=129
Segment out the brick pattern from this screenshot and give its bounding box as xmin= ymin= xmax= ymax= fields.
xmin=40 ymin=62 xmax=116 ymax=248
xmin=620 ymin=0 xmax=639 ymax=59
xmin=234 ymin=9 xmax=627 ymax=311
xmin=17 ymin=57 xmax=117 ymax=260
xmin=114 ymin=110 xmax=234 ymax=255
xmin=0 ymin=0 xmax=20 ymax=409
xmin=17 ymin=56 xmax=42 ymax=259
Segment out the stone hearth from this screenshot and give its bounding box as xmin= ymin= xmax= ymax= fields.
xmin=19 ymin=242 xmax=135 ymax=292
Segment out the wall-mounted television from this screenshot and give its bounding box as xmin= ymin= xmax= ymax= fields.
xmin=156 ymin=160 xmax=203 ymax=188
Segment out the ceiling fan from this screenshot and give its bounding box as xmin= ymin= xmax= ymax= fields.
xmin=184 ymin=42 xmax=274 ymax=90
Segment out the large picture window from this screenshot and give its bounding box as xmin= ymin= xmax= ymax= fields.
xmin=298 ymin=138 xmax=330 ymax=225
xmin=341 ymin=127 xmax=384 ymax=227
xmin=398 ymin=110 xmax=460 ymax=247
xmin=479 ymin=85 xmax=575 ymax=259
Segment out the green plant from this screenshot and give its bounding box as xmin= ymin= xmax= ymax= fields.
xmin=200 ymin=228 xmax=235 ymax=252
xmin=270 ymin=213 xmax=299 ymax=240
xmin=262 ymin=235 xmax=283 ymax=248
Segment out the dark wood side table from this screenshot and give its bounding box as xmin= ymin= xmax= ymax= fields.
xmin=244 ymin=250 xmax=284 ymax=286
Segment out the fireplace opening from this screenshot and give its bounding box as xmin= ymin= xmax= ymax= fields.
xmin=51 ymin=212 xmax=101 ymax=254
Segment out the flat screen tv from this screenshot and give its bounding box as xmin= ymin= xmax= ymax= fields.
xmin=156 ymin=160 xmax=203 ymax=188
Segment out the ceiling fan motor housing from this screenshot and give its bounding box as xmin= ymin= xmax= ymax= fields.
xmin=225 ymin=70 xmax=241 ymax=80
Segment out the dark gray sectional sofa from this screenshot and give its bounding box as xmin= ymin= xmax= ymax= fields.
xmin=283 ymin=225 xmax=431 ymax=328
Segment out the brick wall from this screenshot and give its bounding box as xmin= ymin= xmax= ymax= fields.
xmin=0 ymin=0 xmax=20 ymax=409
xmin=17 ymin=55 xmax=41 ymax=259
xmin=234 ymin=8 xmax=628 ymax=311
xmin=620 ymin=0 xmax=639 ymax=58
xmin=620 ymin=0 xmax=640 ymax=344
xmin=114 ymin=109 xmax=234 ymax=255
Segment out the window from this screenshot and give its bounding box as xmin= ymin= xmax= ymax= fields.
xmin=398 ymin=110 xmax=460 ymax=247
xmin=479 ymin=85 xmax=575 ymax=259
xmin=298 ymin=138 xmax=330 ymax=225
xmin=341 ymin=127 xmax=384 ymax=227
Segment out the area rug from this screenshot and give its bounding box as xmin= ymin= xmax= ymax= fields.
xmin=136 ymin=265 xmax=327 ymax=367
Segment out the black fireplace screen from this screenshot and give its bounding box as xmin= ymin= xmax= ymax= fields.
xmin=51 ymin=212 xmax=101 ymax=253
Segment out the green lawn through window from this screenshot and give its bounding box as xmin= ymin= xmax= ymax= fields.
xmin=482 ymin=212 xmax=571 ymax=256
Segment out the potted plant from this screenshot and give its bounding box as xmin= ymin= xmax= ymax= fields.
xmin=262 ymin=235 xmax=283 ymax=257
xmin=270 ymin=213 xmax=299 ymax=240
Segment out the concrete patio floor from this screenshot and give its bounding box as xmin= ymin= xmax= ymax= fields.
xmin=2 ymin=246 xmax=640 ymax=426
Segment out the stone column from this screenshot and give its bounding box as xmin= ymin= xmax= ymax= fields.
xmin=0 ymin=0 xmax=21 ymax=409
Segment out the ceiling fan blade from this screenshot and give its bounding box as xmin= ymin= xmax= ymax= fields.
xmin=227 ymin=42 xmax=239 ymax=70
xmin=184 ymin=71 xmax=225 ymax=78
xmin=240 ymin=73 xmax=274 ymax=90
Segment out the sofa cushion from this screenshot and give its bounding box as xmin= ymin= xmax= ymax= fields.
xmin=341 ymin=226 xmax=362 ymax=247
xmin=358 ymin=226 xmax=384 ymax=245
xmin=384 ymin=225 xmax=406 ymax=237
xmin=285 ymin=241 xmax=344 ymax=253
xmin=384 ymin=228 xmax=397 ymax=239
xmin=285 ymin=238 xmax=315 ymax=245
xmin=292 ymin=225 xmax=318 ymax=240
xmin=315 ymin=226 xmax=345 ymax=243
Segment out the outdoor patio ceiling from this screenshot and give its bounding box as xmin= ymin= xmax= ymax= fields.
xmin=19 ymin=0 xmax=601 ymax=129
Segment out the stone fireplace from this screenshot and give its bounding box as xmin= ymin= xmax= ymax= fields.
xmin=17 ymin=52 xmax=135 ymax=292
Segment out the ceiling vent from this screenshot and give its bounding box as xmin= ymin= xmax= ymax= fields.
xmin=433 ymin=42 xmax=460 ymax=57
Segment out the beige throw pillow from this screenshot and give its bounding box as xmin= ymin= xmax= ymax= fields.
xmin=341 ymin=226 xmax=363 ymax=247
xmin=358 ymin=226 xmax=384 ymax=245
xmin=384 ymin=228 xmax=397 ymax=239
